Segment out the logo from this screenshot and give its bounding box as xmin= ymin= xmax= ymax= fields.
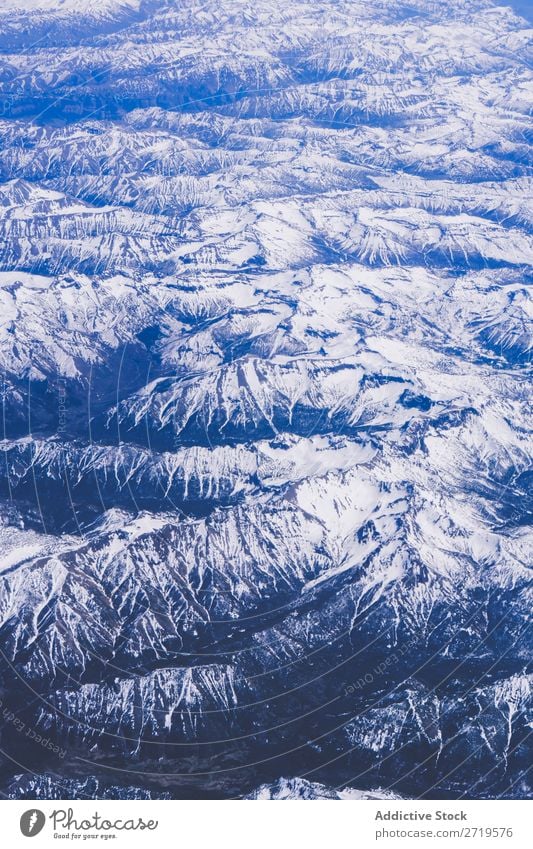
xmin=50 ymin=808 xmax=159 ymax=834
xmin=20 ymin=809 xmax=46 ymax=838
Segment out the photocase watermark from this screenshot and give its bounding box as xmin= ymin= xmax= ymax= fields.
xmin=343 ymin=641 xmax=418 ymax=695
xmin=57 ymin=378 xmax=68 ymax=433
xmin=0 ymin=699 xmax=66 ymax=759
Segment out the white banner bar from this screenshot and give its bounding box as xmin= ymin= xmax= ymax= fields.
xmin=2 ymin=799 xmax=531 ymax=848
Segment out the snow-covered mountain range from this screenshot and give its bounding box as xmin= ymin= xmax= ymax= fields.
xmin=0 ymin=0 xmax=531 ymax=800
